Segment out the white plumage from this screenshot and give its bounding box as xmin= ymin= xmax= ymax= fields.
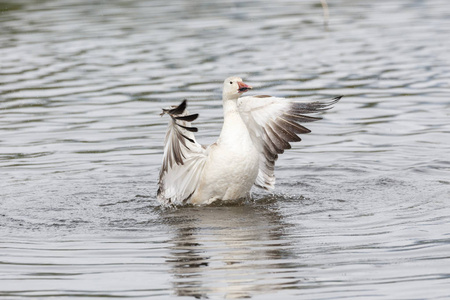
xmin=157 ymin=76 xmax=341 ymax=205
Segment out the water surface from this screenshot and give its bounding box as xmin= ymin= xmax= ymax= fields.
xmin=1 ymin=0 xmax=450 ymax=299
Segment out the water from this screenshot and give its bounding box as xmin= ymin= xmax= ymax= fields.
xmin=1 ymin=0 xmax=450 ymax=298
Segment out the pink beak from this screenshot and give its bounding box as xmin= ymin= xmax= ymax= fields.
xmin=237 ymin=81 xmax=252 ymax=93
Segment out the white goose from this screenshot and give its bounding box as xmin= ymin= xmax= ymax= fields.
xmin=158 ymin=76 xmax=341 ymax=205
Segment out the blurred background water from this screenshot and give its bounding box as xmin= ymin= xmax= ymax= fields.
xmin=1 ymin=0 xmax=450 ymax=299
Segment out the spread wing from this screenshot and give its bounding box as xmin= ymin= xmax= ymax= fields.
xmin=237 ymin=95 xmax=341 ymax=190
xmin=157 ymin=100 xmax=208 ymax=205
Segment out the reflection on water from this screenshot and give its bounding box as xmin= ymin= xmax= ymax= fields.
xmin=163 ymin=202 xmax=295 ymax=298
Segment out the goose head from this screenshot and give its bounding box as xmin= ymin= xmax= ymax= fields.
xmin=222 ymin=76 xmax=252 ymax=100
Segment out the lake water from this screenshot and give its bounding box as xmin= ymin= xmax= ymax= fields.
xmin=1 ymin=0 xmax=450 ymax=299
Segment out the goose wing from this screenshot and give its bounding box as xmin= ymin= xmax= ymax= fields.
xmin=158 ymin=100 xmax=208 ymax=205
xmin=237 ymin=95 xmax=341 ymax=190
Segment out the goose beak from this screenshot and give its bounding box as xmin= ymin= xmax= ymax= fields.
xmin=238 ymin=81 xmax=252 ymax=93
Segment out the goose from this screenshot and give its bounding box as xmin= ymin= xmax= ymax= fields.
xmin=158 ymin=76 xmax=341 ymax=205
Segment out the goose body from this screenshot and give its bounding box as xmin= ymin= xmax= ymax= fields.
xmin=157 ymin=77 xmax=341 ymax=205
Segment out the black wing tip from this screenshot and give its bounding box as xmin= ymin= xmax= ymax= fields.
xmin=308 ymin=95 xmax=343 ymax=112
xmin=161 ymin=99 xmax=188 ymax=116
xmin=175 ymin=113 xmax=199 ymax=122
xmin=177 ymin=123 xmax=198 ymax=132
xmin=180 ymin=133 xmax=195 ymax=143
xmin=163 ymin=100 xmax=201 ymax=126
xmin=322 ymin=95 xmax=343 ymax=109
xmin=164 ymin=99 xmax=200 ymax=140
xmin=168 ymin=99 xmax=187 ymax=115
xmin=330 ymin=95 xmax=343 ymax=104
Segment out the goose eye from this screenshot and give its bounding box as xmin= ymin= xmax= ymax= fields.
xmin=229 ymin=81 xmax=233 ymax=84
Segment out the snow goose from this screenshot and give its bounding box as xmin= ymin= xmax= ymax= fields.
xmin=158 ymin=76 xmax=341 ymax=205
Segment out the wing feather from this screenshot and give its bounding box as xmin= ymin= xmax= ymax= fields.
xmin=158 ymin=100 xmax=207 ymax=205
xmin=238 ymin=95 xmax=341 ymax=190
